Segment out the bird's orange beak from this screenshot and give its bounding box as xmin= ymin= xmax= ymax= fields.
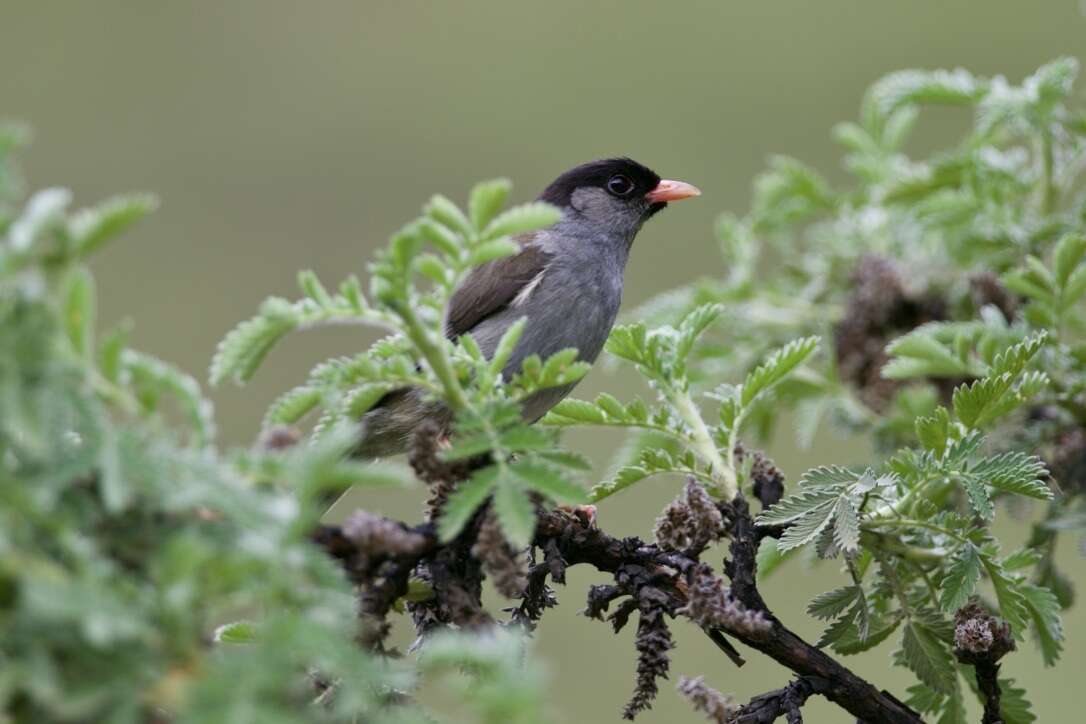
xmin=645 ymin=179 xmax=701 ymax=203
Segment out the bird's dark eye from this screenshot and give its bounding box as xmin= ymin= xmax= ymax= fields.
xmin=606 ymin=174 xmax=634 ymax=197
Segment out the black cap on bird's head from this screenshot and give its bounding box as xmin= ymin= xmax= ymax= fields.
xmin=538 ymin=158 xmax=700 ymax=226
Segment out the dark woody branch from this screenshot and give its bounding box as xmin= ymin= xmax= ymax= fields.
xmin=312 ymin=433 xmax=922 ymax=723
xmin=531 ymin=500 xmax=921 ymax=723
xmin=733 ymin=675 xmax=829 ymax=724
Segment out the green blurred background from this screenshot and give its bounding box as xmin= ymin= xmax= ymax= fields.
xmin=3 ymin=2 xmax=1083 ymax=721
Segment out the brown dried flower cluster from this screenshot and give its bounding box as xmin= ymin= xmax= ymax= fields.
xmin=654 ymin=479 xmax=723 ymax=555
xmin=471 ymin=509 xmax=528 ymax=598
xmin=676 ymin=675 xmax=739 ymax=724
xmin=953 ymin=601 xmax=1015 ymax=662
xmin=735 ymin=443 xmax=785 ymax=509
xmin=623 ymin=607 xmax=674 ymax=721
xmin=833 ymin=255 xmax=946 ymax=411
xmin=408 ymin=419 xmax=489 ymax=521
xmin=341 ymin=510 xmax=428 ymax=556
xmin=678 ymin=564 xmax=772 ymax=639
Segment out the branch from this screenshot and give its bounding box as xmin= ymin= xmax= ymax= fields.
xmin=532 ymin=501 xmax=921 ymax=724
xmin=315 ymin=435 xmax=921 ymax=723
xmin=312 ymin=512 xmax=438 ymax=649
xmin=733 ymin=675 xmax=829 ymax=723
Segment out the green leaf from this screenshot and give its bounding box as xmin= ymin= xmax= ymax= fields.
xmin=900 ymin=621 xmax=957 ymax=694
xmin=807 ymin=586 xmax=860 ymax=620
xmin=510 ymin=461 xmax=585 ymax=505
xmin=467 ymin=238 xmax=519 ymax=267
xmin=915 ymin=406 xmax=950 ymax=457
xmin=489 ymin=317 xmax=526 ymax=378
xmin=884 ymin=331 xmax=972 ymax=379
xmin=755 ymin=536 xmax=794 ymax=579
xmin=424 ymin=194 xmax=472 ymax=237
xmin=594 ymin=392 xmax=627 ymax=419
xmin=417 ymin=217 xmax=462 ymax=256
xmin=497 ymin=425 xmax=554 ymax=453
xmin=125 ymin=350 xmax=216 ymax=447
xmin=1002 ymin=547 xmax=1043 ymax=571
xmin=482 ymin=202 xmax=561 ymax=240
xmin=1020 ymin=583 xmax=1063 ymax=666
xmin=589 ymin=464 xmax=649 ymax=502
xmin=741 ymin=336 xmax=819 ymax=406
xmin=538 ymin=347 xmax=588 ymax=387
xmin=940 ymin=544 xmax=982 ymax=612
xmin=210 ymin=298 xmax=302 ymax=385
xmin=263 ymin=386 xmax=322 ymax=427
xmin=970 ymin=452 xmax=1052 ymax=500
xmin=492 ymin=475 xmax=536 ymax=548
xmin=952 ymin=334 xmax=1046 ymax=429
xmin=543 ymin=398 xmax=607 ymax=425
xmin=468 ymin=178 xmax=512 ymax=231
xmin=674 ymin=303 xmax=722 ymax=367
xmin=867 ymin=68 xmax=982 ymax=119
xmin=210 ymin=285 xmax=376 ymax=387
xmin=978 ymin=550 xmax=1029 ymax=632
xmin=936 ymin=684 xmax=967 ymax=724
xmin=62 ymin=266 xmax=96 ymax=361
xmin=297 ymin=269 xmax=332 ymax=306
xmin=604 ymin=322 xmax=648 ymax=366
xmin=756 ymin=485 xmax=845 ymax=525
xmin=1052 ymin=235 xmax=1086 ymax=289
xmin=816 ymin=607 xmax=859 ymax=648
xmin=834 ymin=614 xmax=903 ymax=655
xmin=961 ymin=477 xmax=993 ymax=520
xmin=438 ymin=466 xmax=498 ymax=542
xmin=589 ymin=446 xmax=707 ymax=501
xmin=214 ymin=620 xmax=260 ymax=644
xmin=799 ymin=465 xmax=862 ymax=487
xmin=945 ymin=432 xmax=983 ymax=466
xmin=68 ymin=193 xmax=157 ymax=258
xmin=996 ymin=677 xmax=1036 ymax=724
xmin=535 ymin=449 xmax=593 ymax=472
xmin=97 ymin=422 xmax=130 ymax=513
xmin=7 ymin=186 xmax=70 ymax=252
xmin=344 ymin=382 xmax=399 ymax=417
xmin=777 ymin=502 xmax=837 ymax=551
xmin=832 ymin=496 xmax=860 ymax=553
xmin=98 ymin=320 xmax=131 ymax=384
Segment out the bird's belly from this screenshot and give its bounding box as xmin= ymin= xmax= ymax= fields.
xmin=472 ymin=276 xmax=621 ymax=380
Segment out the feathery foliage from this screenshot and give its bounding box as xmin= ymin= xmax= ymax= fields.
xmin=610 ymin=58 xmax=1086 ymax=723
xmin=5 ymin=56 xmax=1086 ymax=724
xmin=0 ymin=129 xmax=541 ymax=723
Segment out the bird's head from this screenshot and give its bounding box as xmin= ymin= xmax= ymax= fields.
xmin=538 ymin=157 xmax=700 ymax=239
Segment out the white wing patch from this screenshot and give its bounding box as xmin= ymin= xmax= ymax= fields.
xmin=513 ymin=270 xmax=545 ymax=307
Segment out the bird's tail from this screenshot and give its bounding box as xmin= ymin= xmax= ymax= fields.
xmin=354 ymin=387 xmax=450 ymax=459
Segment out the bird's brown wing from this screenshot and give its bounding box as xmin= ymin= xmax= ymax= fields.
xmin=354 ymin=235 xmax=552 ymax=459
xmin=444 ymin=233 xmax=552 ymax=339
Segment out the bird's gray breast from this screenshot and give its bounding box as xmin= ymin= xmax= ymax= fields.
xmin=469 ymin=240 xmax=626 ymax=420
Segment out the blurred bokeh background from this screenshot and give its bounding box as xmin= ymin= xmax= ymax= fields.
xmin=3 ymin=2 xmax=1082 ymax=721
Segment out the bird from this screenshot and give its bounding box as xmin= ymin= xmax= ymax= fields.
xmin=356 ymin=157 xmax=701 ymax=458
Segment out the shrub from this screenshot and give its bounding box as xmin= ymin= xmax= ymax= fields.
xmin=4 ymin=57 xmax=1084 ymax=723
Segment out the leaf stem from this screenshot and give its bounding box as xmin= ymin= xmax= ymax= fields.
xmin=394 ymin=300 xmax=469 ymax=412
xmin=671 ymin=389 xmax=738 ymax=499
xmin=862 ymin=517 xmax=969 ymax=545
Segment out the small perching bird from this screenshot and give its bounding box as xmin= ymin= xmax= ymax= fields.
xmin=356 ymin=158 xmax=700 ymax=457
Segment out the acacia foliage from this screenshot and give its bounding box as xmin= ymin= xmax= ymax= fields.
xmin=0 ymin=126 xmax=544 ymax=723
xmin=2 ymin=56 xmax=1084 ymax=724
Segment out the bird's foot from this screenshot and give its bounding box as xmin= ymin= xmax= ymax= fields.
xmin=555 ymin=504 xmax=598 ymax=529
